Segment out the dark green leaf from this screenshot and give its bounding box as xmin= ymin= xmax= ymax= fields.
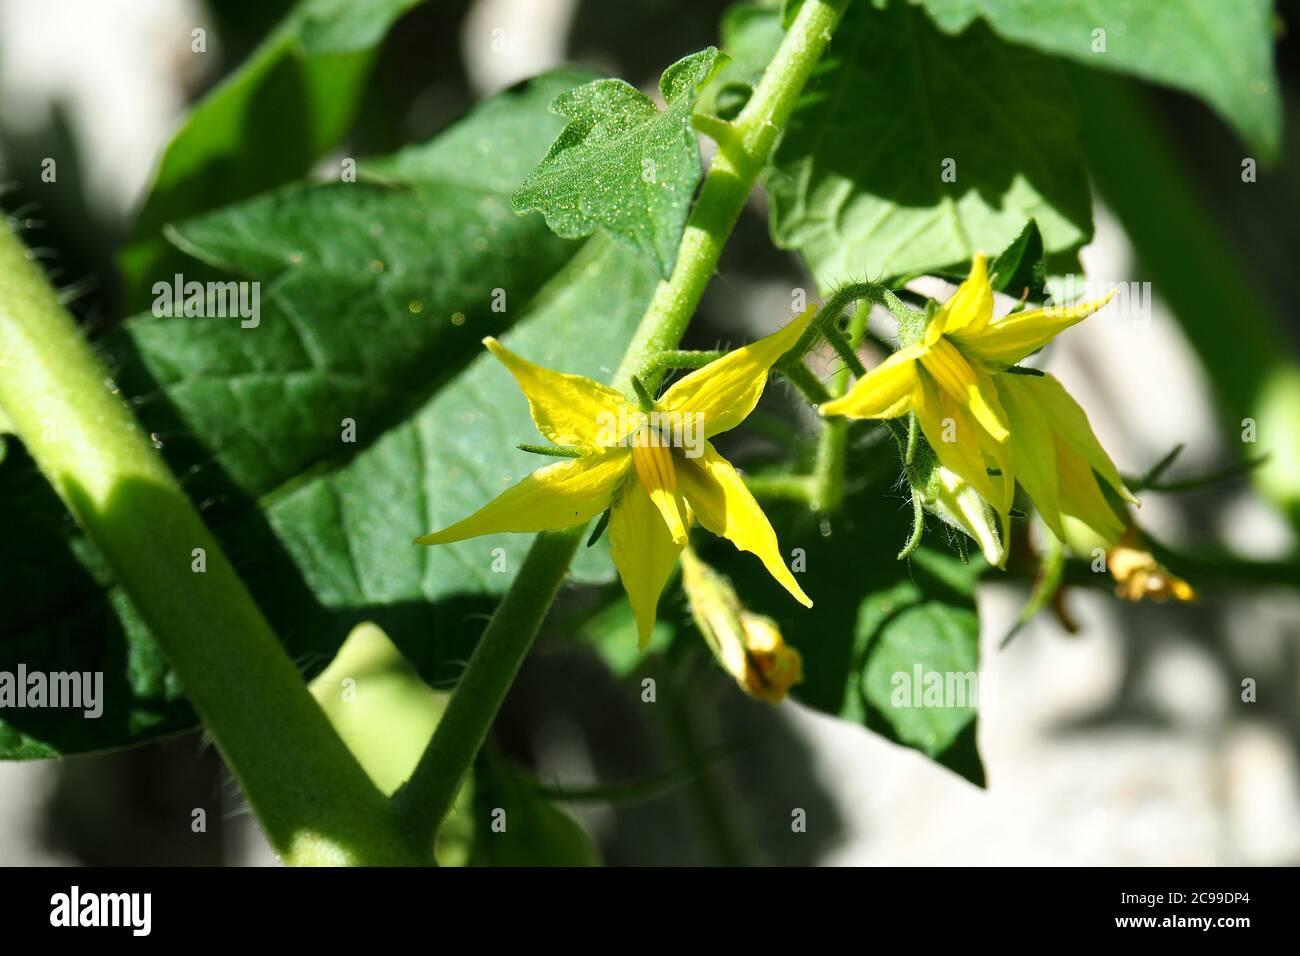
xmin=694 ymin=458 xmax=986 ymax=785
xmin=512 ymin=48 xmax=723 ymax=277
xmin=120 ymin=0 xmax=423 ymax=304
xmin=988 ymin=219 xmax=1047 ymax=300
xmin=1 ymin=70 xmax=659 ymax=758
xmin=916 ymin=0 xmax=1282 ymax=161
xmin=468 ymin=755 xmax=601 ymax=866
xmin=853 ymin=548 xmax=985 ymax=784
xmin=568 ymin=597 xmax=676 ymax=679
xmin=766 ymin=0 xmax=1093 ymax=288
xmin=0 ymin=444 xmax=166 ymax=759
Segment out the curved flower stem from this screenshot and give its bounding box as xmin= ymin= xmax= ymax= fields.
xmin=392 ymin=0 xmax=849 ymax=850
xmin=0 ymin=221 xmax=422 ymax=866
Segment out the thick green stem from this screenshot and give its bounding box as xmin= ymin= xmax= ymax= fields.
xmin=393 ymin=0 xmax=849 ymax=846
xmin=0 ymin=221 xmax=420 ymax=866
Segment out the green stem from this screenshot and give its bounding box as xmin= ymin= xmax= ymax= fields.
xmin=896 ymin=491 xmax=926 ymax=560
xmin=392 ymin=525 xmax=586 ymax=848
xmin=642 ymin=349 xmax=727 ymax=379
xmin=613 ymin=0 xmax=849 ymax=395
xmin=530 ymin=743 xmax=737 ymax=806
xmin=745 ymin=472 xmax=816 ymax=503
xmin=0 ymin=221 xmax=420 ymax=866
xmin=663 ymin=665 xmax=750 ymax=866
xmin=810 ymin=301 xmax=869 ymax=512
xmin=392 ymin=0 xmax=849 ymax=845
xmin=780 ymin=360 xmax=833 ymax=404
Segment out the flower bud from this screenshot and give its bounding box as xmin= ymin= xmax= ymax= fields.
xmin=680 ymin=547 xmax=803 ymax=704
xmin=916 ymin=463 xmax=1007 ymax=568
xmin=1107 ymin=541 xmax=1196 ymax=603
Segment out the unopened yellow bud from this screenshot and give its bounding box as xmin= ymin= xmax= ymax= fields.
xmin=681 ymin=547 xmax=803 ymax=704
xmin=1107 ymin=544 xmax=1196 ymax=603
xmin=735 ymin=612 xmax=804 ymax=704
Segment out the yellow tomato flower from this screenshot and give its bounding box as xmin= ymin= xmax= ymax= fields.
xmin=415 ymin=312 xmax=816 ymax=647
xmin=821 ymin=254 xmax=1132 ymax=553
xmin=995 ymin=371 xmax=1136 ymax=548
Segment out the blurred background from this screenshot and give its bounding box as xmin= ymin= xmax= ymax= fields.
xmin=1 ymin=0 xmax=1299 ymax=865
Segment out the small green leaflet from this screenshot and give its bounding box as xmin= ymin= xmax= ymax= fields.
xmin=987 ymin=219 xmax=1048 ymax=301
xmin=512 ymin=48 xmax=725 ymax=278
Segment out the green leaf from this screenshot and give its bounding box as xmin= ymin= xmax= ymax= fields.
xmin=695 ymin=464 xmax=986 ymax=785
xmin=512 ymin=48 xmax=723 ymax=278
xmin=853 ymin=548 xmax=985 ymax=784
xmin=567 ymin=596 xmax=675 ymax=679
xmin=699 ymin=3 xmax=787 ymax=120
xmin=119 ymin=0 xmax=423 ymax=304
xmin=915 ymin=0 xmax=1282 ymax=161
xmin=468 ymin=755 xmax=600 ymax=866
xmin=1 ymin=70 xmax=659 ymax=759
xmin=309 ymin=622 xmax=444 ymax=796
xmin=0 ymin=443 xmax=165 ymax=760
xmin=987 ymin=219 xmax=1047 ymax=300
xmin=765 ymin=0 xmax=1093 ymax=289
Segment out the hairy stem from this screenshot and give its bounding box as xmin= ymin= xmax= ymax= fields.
xmin=392 ymin=525 xmax=586 ymax=847
xmin=810 ymin=301 xmax=870 ymax=512
xmin=392 ymin=0 xmax=849 ymax=849
xmin=0 ymin=220 xmax=421 ymax=866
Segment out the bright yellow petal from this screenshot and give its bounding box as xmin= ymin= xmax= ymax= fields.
xmin=953 ymin=291 xmax=1114 ymax=368
xmin=918 ymin=336 xmax=1010 ymax=443
xmin=630 ymin=438 xmax=689 ymax=545
xmin=1027 ymin=372 xmax=1137 ymax=505
xmin=1054 ymin=435 xmax=1128 ymax=546
xmin=609 ymin=479 xmax=685 ymax=648
xmin=415 ymin=449 xmax=631 ymax=544
xmin=928 ymin=254 xmax=993 ymax=342
xmin=485 ymin=337 xmax=634 ymax=449
xmin=658 ymin=306 xmax=816 ymax=438
xmin=997 ymin=375 xmax=1065 ymax=540
xmin=676 ymin=443 xmax=812 ymax=608
xmin=819 ymin=344 xmax=923 ymax=419
xmin=914 ymin=369 xmax=1003 ymax=509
